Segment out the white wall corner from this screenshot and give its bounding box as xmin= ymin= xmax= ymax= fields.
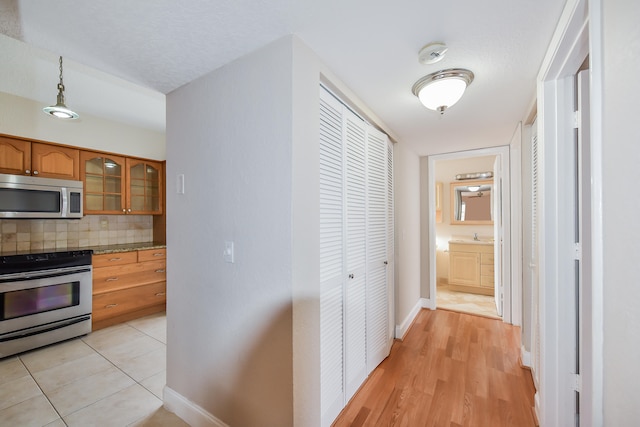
xmin=163 ymin=386 xmax=229 ymax=427
xmin=421 ymin=297 xmax=436 ymax=310
xmin=395 ymin=299 xmax=423 ymax=340
xmin=520 ymin=345 xmax=532 ymax=368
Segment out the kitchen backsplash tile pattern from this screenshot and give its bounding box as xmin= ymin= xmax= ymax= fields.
xmin=0 ymin=215 xmax=153 ymax=254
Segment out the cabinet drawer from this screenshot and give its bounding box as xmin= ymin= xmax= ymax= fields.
xmin=92 ymin=281 xmax=166 ymax=322
xmin=93 ymin=259 xmax=166 ymax=293
xmin=482 ymin=252 xmax=494 ymax=264
xmin=93 ymin=251 xmax=138 ymax=268
xmin=449 ymin=243 xmax=493 ymax=254
xmin=138 ymin=248 xmax=166 ymax=262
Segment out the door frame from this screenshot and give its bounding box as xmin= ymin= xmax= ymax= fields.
xmin=535 ymin=0 xmax=604 ymax=424
xmin=426 ymin=144 xmax=515 ymax=325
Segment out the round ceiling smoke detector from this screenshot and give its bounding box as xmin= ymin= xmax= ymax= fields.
xmin=418 ymin=42 xmax=448 ymax=65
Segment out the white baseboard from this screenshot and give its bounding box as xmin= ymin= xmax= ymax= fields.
xmin=164 ymin=386 xmax=228 ymax=427
xmin=520 ymin=345 xmax=531 ymax=368
xmin=395 ymin=299 xmax=423 ymax=340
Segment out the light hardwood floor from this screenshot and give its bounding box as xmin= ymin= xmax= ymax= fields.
xmin=332 ymin=309 xmax=537 ymax=427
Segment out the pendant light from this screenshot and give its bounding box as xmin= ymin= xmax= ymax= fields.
xmin=43 ymin=56 xmax=79 ymax=120
xmin=412 ymin=68 xmax=474 ymax=114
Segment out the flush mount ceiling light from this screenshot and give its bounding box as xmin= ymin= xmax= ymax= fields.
xmin=43 ymin=56 xmax=79 ymax=120
xmin=412 ymin=68 xmax=474 ymax=114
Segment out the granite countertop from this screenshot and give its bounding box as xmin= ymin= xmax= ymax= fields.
xmin=0 ymin=242 xmax=166 ymax=257
xmin=448 ymin=238 xmax=494 ymax=246
xmin=89 ymin=242 xmax=166 ymax=255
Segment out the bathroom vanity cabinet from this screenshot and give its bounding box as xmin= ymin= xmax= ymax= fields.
xmin=448 ymin=241 xmax=494 ymax=296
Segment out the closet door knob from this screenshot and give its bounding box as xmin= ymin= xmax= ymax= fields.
xmin=348 ymin=273 xmax=354 ymax=279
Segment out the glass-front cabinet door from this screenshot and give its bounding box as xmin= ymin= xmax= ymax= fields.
xmin=126 ymin=159 xmax=163 ymax=215
xmin=80 ymin=152 xmax=126 ymax=214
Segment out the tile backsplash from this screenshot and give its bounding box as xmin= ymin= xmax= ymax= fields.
xmin=0 ymin=215 xmax=153 ymax=254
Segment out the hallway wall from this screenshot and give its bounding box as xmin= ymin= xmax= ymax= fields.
xmin=393 ymin=143 xmax=421 ymax=334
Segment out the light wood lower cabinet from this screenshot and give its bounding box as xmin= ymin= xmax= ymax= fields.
xmin=448 ymin=242 xmax=494 ymax=296
xmin=92 ymin=248 xmax=166 ymax=330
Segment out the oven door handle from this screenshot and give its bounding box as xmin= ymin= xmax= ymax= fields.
xmin=0 ymin=266 xmax=91 ymax=283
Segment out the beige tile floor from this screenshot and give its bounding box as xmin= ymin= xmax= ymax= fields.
xmin=0 ymin=312 xmax=189 ymax=426
xmin=437 ymin=283 xmax=500 ymax=319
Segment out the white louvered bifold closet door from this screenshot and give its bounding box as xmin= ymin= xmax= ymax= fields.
xmin=386 ymin=141 xmax=395 ymax=347
xmin=319 ymin=91 xmax=345 ymax=427
xmin=530 ymin=120 xmax=541 ymax=389
xmin=319 ymin=86 xmax=392 ymax=427
xmin=344 ymin=109 xmax=368 ymax=401
xmin=365 ymin=125 xmax=390 ymax=374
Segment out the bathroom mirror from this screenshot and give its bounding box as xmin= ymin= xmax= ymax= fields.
xmin=450 ymin=179 xmax=494 ymax=225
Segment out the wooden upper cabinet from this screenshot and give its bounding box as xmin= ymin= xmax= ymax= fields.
xmin=0 ymin=136 xmax=31 ymax=175
xmin=125 ymin=158 xmax=163 ymax=215
xmin=0 ymin=136 xmax=79 ymax=179
xmin=81 ymin=151 xmax=127 ymax=214
xmin=31 ymin=143 xmax=80 ymax=180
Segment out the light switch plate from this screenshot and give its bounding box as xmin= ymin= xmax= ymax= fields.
xmin=223 ymin=241 xmax=234 ymax=263
xmin=176 ymin=174 xmax=185 ymax=194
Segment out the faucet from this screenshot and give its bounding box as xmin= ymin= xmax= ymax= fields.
xmin=473 ymin=233 xmax=479 ymax=241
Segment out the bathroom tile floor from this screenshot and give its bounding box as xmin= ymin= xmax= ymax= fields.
xmin=0 ymin=312 xmax=188 ymax=427
xmin=437 ymin=284 xmax=500 ymax=319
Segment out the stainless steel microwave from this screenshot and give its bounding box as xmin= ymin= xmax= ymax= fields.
xmin=0 ymin=173 xmax=83 ymax=219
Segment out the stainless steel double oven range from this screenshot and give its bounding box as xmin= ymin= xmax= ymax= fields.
xmin=0 ymin=249 xmax=93 ymax=358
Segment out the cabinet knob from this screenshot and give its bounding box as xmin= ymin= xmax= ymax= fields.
xmin=105 ymin=304 xmax=118 ymax=309
xmin=155 ymin=292 xmax=166 ymax=297
xmin=25 ymin=169 xmax=30 ymax=174
xmin=127 ymin=208 xmax=132 ymax=213
xmin=33 ymin=170 xmax=39 ymax=175
xmin=122 ymin=209 xmax=126 ymax=213
xmin=155 ymin=269 xmax=166 ymax=273
xmin=106 ymin=277 xmax=119 ymax=282
xmin=109 ymin=257 xmax=121 ymax=262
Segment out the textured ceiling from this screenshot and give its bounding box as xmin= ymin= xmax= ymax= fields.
xmin=0 ymin=0 xmax=566 ymax=155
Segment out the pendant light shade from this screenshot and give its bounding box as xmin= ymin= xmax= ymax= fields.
xmin=43 ymin=56 xmax=79 ymax=120
xmin=412 ymin=68 xmax=474 ymax=114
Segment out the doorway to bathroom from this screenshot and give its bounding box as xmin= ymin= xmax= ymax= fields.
xmin=425 ymin=144 xmax=516 ymax=324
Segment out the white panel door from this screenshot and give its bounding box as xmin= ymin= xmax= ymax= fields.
xmin=319 ymin=90 xmax=345 ymax=426
xmin=343 ymin=108 xmax=368 ymax=401
xmin=577 ymin=69 xmax=592 ymax=426
xmin=366 ymin=125 xmax=390 ymax=374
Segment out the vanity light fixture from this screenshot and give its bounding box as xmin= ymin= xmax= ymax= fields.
xmin=467 ymin=185 xmax=481 ymax=192
xmin=455 ymin=171 xmax=493 ymax=180
xmin=43 ymin=56 xmax=79 ymax=120
xmin=412 ymin=68 xmax=474 ymax=114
